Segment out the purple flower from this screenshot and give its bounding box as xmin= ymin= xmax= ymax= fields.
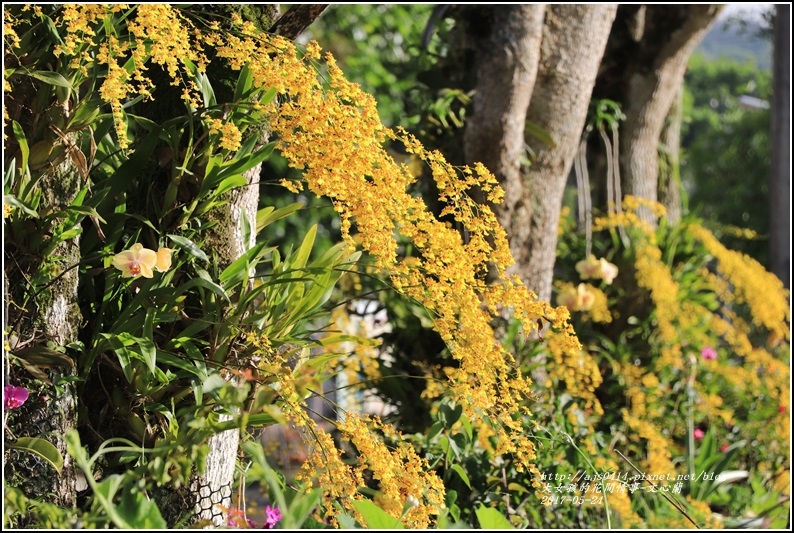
xmin=4 ymin=385 xmax=29 ymax=410
xmin=700 ymin=346 xmax=717 ymax=361
xmin=264 ymin=505 xmax=282 ymax=529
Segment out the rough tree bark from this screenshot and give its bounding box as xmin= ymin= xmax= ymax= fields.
xmin=188 ymin=168 xmax=263 ymax=525
xmin=462 ymin=4 xmax=545 ymax=230
xmin=595 ymin=5 xmax=722 ymax=225
xmin=769 ymin=3 xmax=790 ymax=289
xmin=522 ymin=6 xmax=618 ymax=302
xmin=658 ymin=86 xmax=683 ymax=224
xmin=462 ymin=5 xmax=617 ymax=303
xmin=3 ymin=11 xmax=85 ymax=512
xmin=188 ymin=4 xmax=328 ymax=524
xmin=269 ymin=4 xmax=329 ymax=39
xmin=3 ymin=143 xmax=82 ymax=517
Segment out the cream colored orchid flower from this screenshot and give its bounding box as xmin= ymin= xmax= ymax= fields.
xmin=557 ymin=284 xmax=580 ymax=310
xmin=556 ymin=283 xmax=595 ymax=312
xmin=112 ymin=243 xmax=158 ymax=278
xmin=576 ymin=283 xmax=595 ymax=311
xmin=155 ymin=247 xmax=174 ymax=272
xmin=599 ymin=258 xmax=619 ymax=285
xmin=575 ymin=254 xmax=601 ymax=279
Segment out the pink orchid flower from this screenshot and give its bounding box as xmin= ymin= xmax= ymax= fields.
xmin=4 ymin=385 xmax=29 ymax=410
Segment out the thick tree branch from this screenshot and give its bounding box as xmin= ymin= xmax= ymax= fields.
xmin=269 ymin=4 xmax=329 ymax=40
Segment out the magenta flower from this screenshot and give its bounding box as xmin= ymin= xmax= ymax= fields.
xmin=700 ymin=346 xmax=717 ymax=361
xmin=693 ymin=428 xmax=705 ymax=441
xmin=264 ymin=505 xmax=282 ymax=529
xmin=4 ymin=385 xmax=29 ymax=410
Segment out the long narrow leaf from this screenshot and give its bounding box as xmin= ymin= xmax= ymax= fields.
xmin=15 ymin=69 xmax=72 ymax=88
xmin=257 ymin=202 xmax=304 ymax=233
xmin=167 ymin=234 xmax=209 ymax=263
xmin=8 ymin=438 xmax=64 ymax=474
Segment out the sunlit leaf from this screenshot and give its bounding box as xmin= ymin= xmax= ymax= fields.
xmin=167 ymin=234 xmax=209 ymax=263
xmin=8 ymin=437 xmax=63 ymax=474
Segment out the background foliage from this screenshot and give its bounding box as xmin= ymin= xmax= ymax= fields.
xmin=3 ymin=4 xmax=789 ymax=530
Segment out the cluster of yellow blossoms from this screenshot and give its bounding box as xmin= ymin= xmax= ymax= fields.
xmin=21 ymin=4 xmax=586 ymax=523
xmin=204 ymin=14 xmax=582 ymax=479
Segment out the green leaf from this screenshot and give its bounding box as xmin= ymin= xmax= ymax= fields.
xmin=116 ymin=486 xmax=167 ymax=529
xmin=335 ymin=513 xmax=359 ymax=529
xmin=214 ymin=174 xmax=248 ymax=196
xmin=136 ymin=335 xmax=157 ymax=375
xmin=69 ymin=99 xmax=102 ymax=130
xmin=156 ymin=352 xmax=201 ymax=376
xmin=257 ymin=202 xmax=304 ymax=233
xmin=507 ymin=482 xmax=529 ymax=494
xmin=3 ymin=194 xmax=39 ymax=218
xmin=186 ymin=58 xmax=215 ymax=108
xmin=427 ymin=421 xmax=444 ymax=441
xmin=475 ymin=506 xmax=515 ymax=529
xmin=525 ymin=120 xmax=556 ymax=149
xmin=15 ymin=69 xmax=72 ymax=88
xmin=202 ymin=374 xmax=226 ymax=393
xmin=260 ymin=86 xmax=278 ymax=107
xmin=219 ymin=241 xmax=272 ymax=288
xmin=99 ymin=333 xmax=134 ymax=383
xmin=233 ymin=64 xmax=254 ymax=101
xmin=351 ymin=499 xmax=404 ymax=529
xmin=294 ymin=224 xmax=317 ymax=270
xmin=61 ymin=205 xmax=107 ymax=223
xmin=11 ymin=121 xmax=29 ymax=171
xmin=451 ymin=464 xmax=472 ymax=489
xmin=8 ymin=437 xmax=64 ymax=474
xmin=460 ymin=415 xmax=473 ymax=441
xmin=12 ymin=345 xmax=74 ymax=368
xmin=167 ymin=234 xmax=209 ymax=263
xmin=93 ymin=129 xmax=160 ymax=212
xmin=283 ymin=488 xmax=322 ymax=529
xmin=92 ymin=475 xmax=134 ymax=528
xmin=212 ymin=141 xmax=276 ymax=183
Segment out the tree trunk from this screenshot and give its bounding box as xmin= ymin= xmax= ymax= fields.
xmin=769 ymin=4 xmax=790 ymax=289
xmin=186 ymin=4 xmax=331 ymax=525
xmin=189 ymin=163 xmax=261 ymax=525
xmin=463 ymin=5 xmax=616 ymax=302
xmin=516 ymin=5 xmax=618 ymax=302
xmin=613 ymin=5 xmax=722 ymax=225
xmin=658 ymin=86 xmax=683 ymax=224
xmin=4 ymin=146 xmax=82 ymax=516
xmin=186 ymin=4 xmax=281 ymax=523
xmin=462 ymin=4 xmax=545 ymax=230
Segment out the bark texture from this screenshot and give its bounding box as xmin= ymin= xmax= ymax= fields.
xmin=4 ymin=147 xmax=82 ymax=516
xmin=190 ymin=164 xmax=260 ymax=525
xmin=269 ymin=4 xmax=329 ymax=40
xmin=463 ymin=4 xmax=545 ymax=229
xmin=658 ymin=87 xmax=683 ymax=224
xmin=188 ymin=4 xmax=281 ymax=525
xmin=770 ymin=4 xmax=790 ymax=289
xmin=517 ymin=5 xmax=618 ymax=301
xmin=603 ymin=5 xmax=722 ymax=224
